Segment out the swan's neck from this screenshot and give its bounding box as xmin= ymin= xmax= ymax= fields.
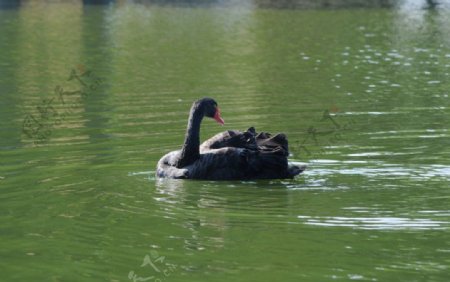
xmin=176 ymin=103 xmax=203 ymax=168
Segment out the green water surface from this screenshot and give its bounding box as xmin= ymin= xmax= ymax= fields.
xmin=1 ymin=2 xmax=449 ymax=281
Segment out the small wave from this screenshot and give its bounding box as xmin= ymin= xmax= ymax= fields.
xmin=298 ymin=215 xmax=448 ymax=230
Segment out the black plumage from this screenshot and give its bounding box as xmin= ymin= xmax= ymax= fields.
xmin=156 ymin=98 xmax=305 ymax=180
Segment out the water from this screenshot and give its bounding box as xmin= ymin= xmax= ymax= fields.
xmin=1 ymin=2 xmax=450 ymax=281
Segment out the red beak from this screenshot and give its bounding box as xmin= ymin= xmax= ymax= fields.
xmin=213 ymin=107 xmax=225 ymax=125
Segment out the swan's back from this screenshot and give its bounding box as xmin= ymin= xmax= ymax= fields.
xmin=157 ymin=127 xmax=305 ymax=180
xmin=157 ymin=146 xmax=252 ymax=180
xmin=200 ymin=127 xmax=257 ymax=152
xmin=197 ymin=127 xmax=305 ymax=180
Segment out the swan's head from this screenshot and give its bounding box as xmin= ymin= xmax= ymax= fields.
xmin=199 ymin=97 xmax=225 ymax=125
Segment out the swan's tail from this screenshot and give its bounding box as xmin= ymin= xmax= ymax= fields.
xmin=287 ymin=163 xmax=307 ymax=177
xmin=247 ymin=130 xmax=305 ymax=178
xmin=256 ymin=132 xmax=289 ymax=156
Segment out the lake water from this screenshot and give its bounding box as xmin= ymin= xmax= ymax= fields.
xmin=1 ymin=2 xmax=449 ymax=281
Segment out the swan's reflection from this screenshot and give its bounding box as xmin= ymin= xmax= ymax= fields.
xmin=155 ymin=178 xmax=187 ymax=199
xmin=154 ymin=179 xmax=227 ymax=251
xmin=153 ymin=178 xmax=296 ymax=253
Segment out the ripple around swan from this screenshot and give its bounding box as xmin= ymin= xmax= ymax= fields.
xmin=291 ymin=159 xmax=450 ymax=180
xmin=133 ymin=161 xmax=450 ymax=193
xmin=297 ymin=215 xmax=449 ymax=230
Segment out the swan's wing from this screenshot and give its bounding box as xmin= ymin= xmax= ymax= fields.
xmin=201 ymin=127 xmax=290 ymax=155
xmin=251 ymin=131 xmax=305 ymax=178
xmin=158 ymin=128 xmax=304 ymax=180
xmin=256 ymin=132 xmax=290 ymax=157
xmin=187 ymin=147 xmax=255 ymax=180
xmin=157 ymin=148 xmax=250 ymax=180
xmin=190 ymin=146 xmax=300 ymax=180
xmin=200 ymin=127 xmax=257 ymax=152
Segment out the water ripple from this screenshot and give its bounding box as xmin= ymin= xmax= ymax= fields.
xmin=298 ymin=215 xmax=449 ymax=230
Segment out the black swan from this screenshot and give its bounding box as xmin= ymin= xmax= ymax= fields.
xmin=156 ymin=98 xmax=305 ymax=180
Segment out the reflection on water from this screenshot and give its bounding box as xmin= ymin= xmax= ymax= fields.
xmin=298 ymin=214 xmax=449 ymax=230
